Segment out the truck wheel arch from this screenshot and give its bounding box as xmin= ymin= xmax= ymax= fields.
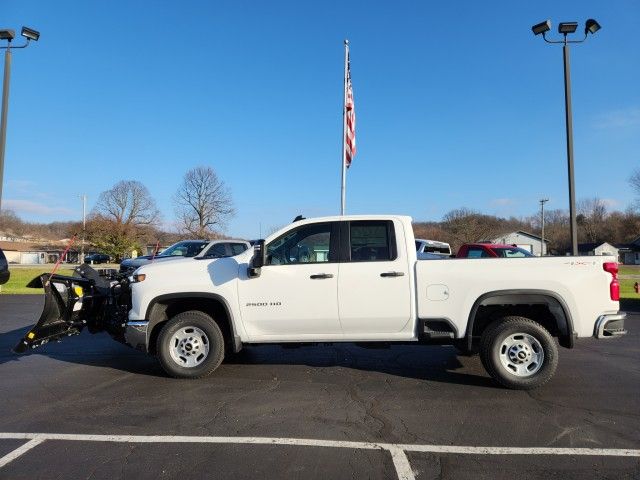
xmin=466 ymin=290 xmax=575 ymax=351
xmin=145 ymin=293 xmax=242 ymax=354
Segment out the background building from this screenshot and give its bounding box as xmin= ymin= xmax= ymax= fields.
xmin=489 ymin=231 xmax=549 ymax=256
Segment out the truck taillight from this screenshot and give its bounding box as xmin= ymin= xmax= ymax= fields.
xmin=603 ymin=262 xmax=620 ymax=301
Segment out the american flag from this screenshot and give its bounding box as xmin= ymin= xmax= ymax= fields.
xmin=345 ymin=54 xmax=356 ymax=168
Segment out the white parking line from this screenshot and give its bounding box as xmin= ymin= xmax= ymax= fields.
xmin=1 ymin=433 xmax=639 ymax=480
xmin=388 ymin=446 xmax=415 ymax=480
xmin=398 ymin=444 xmax=640 ymax=456
xmin=0 ymin=433 xmax=385 ymax=450
xmin=0 ymin=438 xmax=44 ymax=469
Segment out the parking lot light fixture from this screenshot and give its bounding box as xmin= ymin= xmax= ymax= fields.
xmin=20 ymin=27 xmax=40 ymax=42
xmin=585 ymin=19 xmax=601 ymax=35
xmin=531 ymin=20 xmax=551 ymax=36
xmin=0 ymin=30 xmax=15 ymax=41
xmin=558 ymin=22 xmax=579 ymax=35
xmin=531 ymin=18 xmax=600 ymax=256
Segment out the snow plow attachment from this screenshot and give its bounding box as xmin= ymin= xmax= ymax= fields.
xmin=13 ymin=265 xmax=130 ymax=353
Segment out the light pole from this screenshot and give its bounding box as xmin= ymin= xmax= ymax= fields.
xmin=539 ymin=198 xmax=548 ymax=256
xmin=80 ymin=194 xmax=87 ymax=264
xmin=531 ymin=19 xmax=601 ymax=256
xmin=0 ymin=26 xmax=40 ymax=212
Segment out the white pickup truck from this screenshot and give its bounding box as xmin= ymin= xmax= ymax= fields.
xmin=16 ymin=215 xmax=626 ymax=390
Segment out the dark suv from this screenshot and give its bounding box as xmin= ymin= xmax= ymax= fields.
xmin=84 ymin=253 xmax=111 ymax=264
xmin=0 ymin=248 xmax=10 ymax=285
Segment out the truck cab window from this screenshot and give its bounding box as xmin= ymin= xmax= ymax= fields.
xmin=208 ymin=243 xmax=228 ymax=257
xmin=231 ymin=243 xmax=248 ymax=255
xmin=266 ymin=223 xmax=332 ymax=265
xmin=349 ymin=221 xmax=396 ymax=262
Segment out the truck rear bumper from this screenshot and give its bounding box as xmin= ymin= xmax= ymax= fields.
xmin=124 ymin=320 xmax=149 ymax=352
xmin=594 ymin=313 xmax=627 ymax=339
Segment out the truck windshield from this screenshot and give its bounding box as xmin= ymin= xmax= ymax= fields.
xmin=160 ymin=241 xmax=208 ymax=257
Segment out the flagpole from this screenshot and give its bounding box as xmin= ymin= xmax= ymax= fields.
xmin=340 ymin=39 xmax=349 ymax=215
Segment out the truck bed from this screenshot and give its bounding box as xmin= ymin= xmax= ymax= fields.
xmin=415 ymin=256 xmax=619 ymax=338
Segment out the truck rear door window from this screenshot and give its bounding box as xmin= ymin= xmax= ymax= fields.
xmin=349 ymin=221 xmax=397 ymax=262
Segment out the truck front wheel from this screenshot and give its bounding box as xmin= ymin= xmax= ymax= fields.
xmin=156 ymin=310 xmax=225 ymax=379
xmin=480 ymin=316 xmax=558 ymax=390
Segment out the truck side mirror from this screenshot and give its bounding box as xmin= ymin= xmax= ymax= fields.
xmin=248 ymin=240 xmax=265 ymax=278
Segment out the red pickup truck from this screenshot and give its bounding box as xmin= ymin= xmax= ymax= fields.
xmin=457 ymin=243 xmax=534 ymax=258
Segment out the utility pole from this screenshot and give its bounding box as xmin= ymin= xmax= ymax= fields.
xmin=540 ymin=198 xmax=549 ymax=256
xmin=80 ymin=194 xmax=86 ymax=264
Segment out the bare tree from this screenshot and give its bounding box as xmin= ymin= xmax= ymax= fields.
xmin=174 ymin=166 xmax=235 ymax=237
xmin=441 ymin=208 xmax=504 ymax=249
xmin=0 ymin=209 xmax=27 ymax=237
xmin=631 ymin=169 xmax=640 ymax=209
xmin=539 ymin=209 xmax=570 ymax=253
xmin=413 ymin=222 xmax=449 ymax=245
xmin=577 ymin=198 xmax=607 ymax=243
xmin=93 ymin=180 xmax=160 ymax=227
xmin=607 ymin=208 xmax=640 ymax=244
xmin=88 ymin=181 xmax=160 ymax=260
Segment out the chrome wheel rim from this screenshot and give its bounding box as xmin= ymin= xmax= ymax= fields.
xmin=498 ymin=333 xmax=544 ymax=377
xmin=169 ymin=326 xmax=210 ymax=368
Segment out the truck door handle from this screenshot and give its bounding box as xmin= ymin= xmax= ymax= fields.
xmin=310 ymin=273 xmax=334 ymax=279
xmin=380 ymin=271 xmax=404 ymax=277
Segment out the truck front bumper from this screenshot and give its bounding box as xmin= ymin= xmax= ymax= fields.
xmin=594 ymin=313 xmax=627 ymax=339
xmin=124 ymin=320 xmax=149 ymax=352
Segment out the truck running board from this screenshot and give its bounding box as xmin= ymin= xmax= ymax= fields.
xmin=420 ymin=319 xmax=456 ymax=341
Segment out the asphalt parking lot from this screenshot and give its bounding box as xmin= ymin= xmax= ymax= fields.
xmin=0 ymin=295 xmax=638 ymax=479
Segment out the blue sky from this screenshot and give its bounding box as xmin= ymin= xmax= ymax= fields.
xmin=3 ymin=1 xmax=639 ymax=238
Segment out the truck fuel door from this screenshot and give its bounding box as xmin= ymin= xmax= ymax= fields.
xmin=427 ymin=284 xmax=450 ymax=301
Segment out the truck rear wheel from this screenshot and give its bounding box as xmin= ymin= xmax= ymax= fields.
xmin=480 ymin=316 xmax=558 ymax=390
xmin=156 ymin=310 xmax=225 ymax=379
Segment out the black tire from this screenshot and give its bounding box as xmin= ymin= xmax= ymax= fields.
xmin=480 ymin=316 xmax=558 ymax=390
xmin=156 ymin=310 xmax=225 ymax=379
